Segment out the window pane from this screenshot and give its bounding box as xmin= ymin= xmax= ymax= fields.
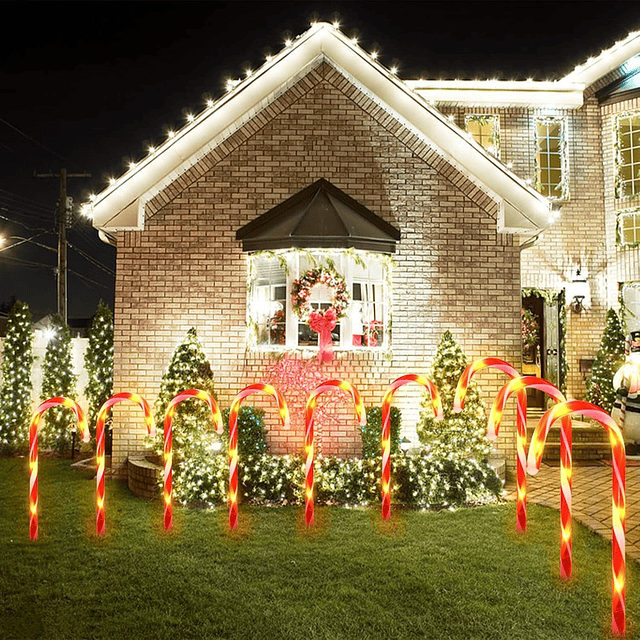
xmin=536 ymin=117 xmax=566 ymax=200
xmin=252 ymin=256 xmax=286 ymax=346
xmin=464 ymin=115 xmax=500 ymax=157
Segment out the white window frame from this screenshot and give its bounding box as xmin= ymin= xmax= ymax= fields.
xmin=535 ymin=116 xmax=568 ymax=200
xmin=622 ymin=282 xmax=640 ymax=331
xmin=616 ymin=112 xmax=640 ymax=198
xmin=464 ymin=114 xmax=500 ymax=158
xmin=618 ymin=209 xmax=640 ymax=245
xmin=248 ymin=249 xmax=390 ymax=352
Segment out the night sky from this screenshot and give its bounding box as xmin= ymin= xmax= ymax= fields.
xmin=3 ymin=1 xmax=639 ymax=320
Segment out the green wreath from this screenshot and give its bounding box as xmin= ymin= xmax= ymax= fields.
xmin=291 ymin=267 xmax=350 ymax=320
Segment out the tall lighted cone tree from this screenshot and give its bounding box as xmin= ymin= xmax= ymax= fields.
xmin=416 ymin=331 xmax=490 ymax=460
xmin=39 ymin=315 xmax=78 ymax=454
xmin=585 ymin=308 xmax=625 ymax=413
xmin=153 ymin=328 xmax=220 ymax=460
xmin=0 ymin=301 xmax=34 ymax=454
xmin=84 ymin=301 xmax=114 ymax=434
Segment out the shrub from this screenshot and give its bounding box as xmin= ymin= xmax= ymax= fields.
xmin=360 ymin=406 xmax=401 ymax=458
xmin=173 ymin=451 xmax=501 ymax=509
xmin=0 ymin=300 xmax=33 ymax=454
xmin=222 ymin=406 xmax=267 ymax=456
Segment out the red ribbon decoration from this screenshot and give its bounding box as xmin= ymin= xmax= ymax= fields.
xmin=309 ymin=308 xmax=337 ymax=363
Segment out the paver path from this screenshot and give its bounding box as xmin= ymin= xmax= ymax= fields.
xmin=505 ymin=464 xmax=640 ymax=562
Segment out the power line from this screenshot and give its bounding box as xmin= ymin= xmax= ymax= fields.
xmin=68 ymin=241 xmax=115 ymax=277
xmin=0 ymin=189 xmax=52 ymax=213
xmin=0 ymin=211 xmax=52 ymax=234
xmin=0 ymin=117 xmax=78 ymax=168
xmin=68 ymin=268 xmax=111 ymax=290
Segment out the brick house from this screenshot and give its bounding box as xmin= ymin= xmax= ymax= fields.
xmin=87 ymin=24 xmax=640 ymax=476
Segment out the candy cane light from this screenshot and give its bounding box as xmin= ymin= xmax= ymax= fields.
xmin=28 ymin=397 xmax=90 ymax=540
xmin=94 ymin=393 xmax=155 ymax=535
xmin=454 ymin=357 xmax=528 ymax=531
xmin=228 ymin=383 xmax=290 ymax=529
xmin=381 ymin=374 xmax=442 ymax=520
xmin=528 ymin=401 xmax=626 ymax=637
xmin=304 ymin=380 xmax=367 ymax=527
xmin=163 ymin=389 xmax=223 ymax=531
xmin=489 ymin=376 xmax=573 ymax=578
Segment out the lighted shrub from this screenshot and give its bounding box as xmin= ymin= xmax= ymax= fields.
xmin=222 ymin=406 xmax=268 ymax=456
xmin=173 ymin=451 xmax=501 ymax=509
xmin=360 ymin=406 xmax=401 ymax=459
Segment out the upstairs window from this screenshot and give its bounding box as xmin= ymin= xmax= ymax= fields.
xmin=535 ymin=116 xmax=568 ymax=200
xmin=617 ymin=112 xmax=640 ymax=198
xmin=248 ymin=250 xmax=390 ymax=351
xmin=465 ymin=115 xmax=500 ymax=157
xmin=618 ymin=209 xmax=640 ymax=245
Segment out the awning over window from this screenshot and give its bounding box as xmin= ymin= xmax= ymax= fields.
xmin=236 ymin=178 xmax=400 ymax=253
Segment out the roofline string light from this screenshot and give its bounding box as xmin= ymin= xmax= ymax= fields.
xmin=82 ymin=21 xmax=406 ymax=215
xmin=82 ymin=22 xmax=640 ymax=219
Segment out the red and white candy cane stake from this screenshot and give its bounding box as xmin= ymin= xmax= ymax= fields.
xmin=304 ymin=380 xmax=367 ymax=527
xmin=381 ymin=374 xmax=442 ymax=519
xmin=454 ymin=357 xmax=528 ymax=531
xmin=95 ymin=393 xmax=155 ymax=535
xmin=528 ymin=401 xmax=626 ymax=637
xmin=29 ymin=397 xmax=90 ymax=540
xmin=163 ymin=390 xmax=223 ymax=531
xmin=228 ymin=383 xmax=290 ymax=529
xmin=489 ymin=376 xmax=572 ymax=578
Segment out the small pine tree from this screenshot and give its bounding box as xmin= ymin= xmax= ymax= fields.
xmin=416 ymin=330 xmax=490 ymax=460
xmin=84 ymin=301 xmax=114 ymax=434
xmin=0 ymin=301 xmax=34 ymax=454
xmin=153 ymin=328 xmax=219 ymax=459
xmin=40 ymin=315 xmax=78 ymax=454
xmin=585 ymin=308 xmax=626 ymax=412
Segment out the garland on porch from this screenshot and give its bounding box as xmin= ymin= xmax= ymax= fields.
xmin=521 ymin=287 xmax=568 ymax=394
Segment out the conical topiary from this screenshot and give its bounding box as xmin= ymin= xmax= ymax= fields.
xmin=416 ymin=330 xmax=490 ymax=461
xmin=585 ymin=308 xmax=626 ymax=412
xmin=153 ymin=328 xmax=220 ymax=459
xmin=0 ymin=300 xmax=34 ymax=454
xmin=84 ymin=300 xmax=114 ymax=435
xmin=40 ymin=315 xmax=78 ymax=454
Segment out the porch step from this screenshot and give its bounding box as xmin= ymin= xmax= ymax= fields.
xmin=526 ymin=409 xmax=611 ymax=462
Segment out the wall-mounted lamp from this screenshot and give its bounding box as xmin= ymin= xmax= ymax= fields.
xmin=567 ymin=266 xmax=590 ymax=313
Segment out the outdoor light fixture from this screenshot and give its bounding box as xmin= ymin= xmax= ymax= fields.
xmin=567 ymin=266 xmax=590 ymax=313
xmin=400 ymin=437 xmax=412 ymax=452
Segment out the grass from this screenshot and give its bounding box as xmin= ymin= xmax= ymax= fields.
xmin=0 ymin=458 xmax=638 ymax=639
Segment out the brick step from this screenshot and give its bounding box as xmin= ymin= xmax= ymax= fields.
xmin=525 ymin=409 xmax=611 ymax=461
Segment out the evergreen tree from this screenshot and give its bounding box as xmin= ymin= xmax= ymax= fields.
xmin=585 ymin=308 xmax=626 ymax=412
xmin=0 ymin=301 xmax=34 ymax=454
xmin=153 ymin=328 xmax=219 ymax=459
xmin=416 ymin=330 xmax=490 ymax=460
xmin=84 ymin=301 xmax=114 ymax=434
xmin=40 ymin=315 xmax=78 ymax=454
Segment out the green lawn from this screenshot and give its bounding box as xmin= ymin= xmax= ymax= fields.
xmin=0 ymin=457 xmax=638 ymax=639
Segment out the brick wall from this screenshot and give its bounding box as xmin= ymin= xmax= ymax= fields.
xmin=441 ymin=98 xmax=607 ymax=400
xmin=111 ymin=62 xmax=521 ymax=476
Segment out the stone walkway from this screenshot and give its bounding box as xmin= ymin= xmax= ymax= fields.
xmin=505 ymin=464 xmax=640 ymax=562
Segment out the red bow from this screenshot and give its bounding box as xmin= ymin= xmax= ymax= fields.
xmin=309 ymin=308 xmax=337 ymax=363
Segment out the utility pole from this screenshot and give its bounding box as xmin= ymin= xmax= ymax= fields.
xmin=35 ymin=169 xmax=91 ymax=324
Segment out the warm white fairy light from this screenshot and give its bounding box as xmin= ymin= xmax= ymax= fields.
xmin=167 ymin=130 xmax=175 ymax=138
xmin=186 ymin=113 xmax=195 ymax=122
xmin=129 ymin=161 xmax=136 ymax=169
xmin=284 ymin=38 xmax=292 ymax=47
xmin=148 ymin=145 xmax=156 ymax=154
xmin=390 ymin=65 xmax=398 ymax=75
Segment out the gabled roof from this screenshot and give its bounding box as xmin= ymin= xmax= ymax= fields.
xmin=88 ymin=22 xmax=552 ymax=237
xmin=236 ymin=178 xmax=401 ymax=253
xmin=409 ymin=30 xmax=640 ymax=108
